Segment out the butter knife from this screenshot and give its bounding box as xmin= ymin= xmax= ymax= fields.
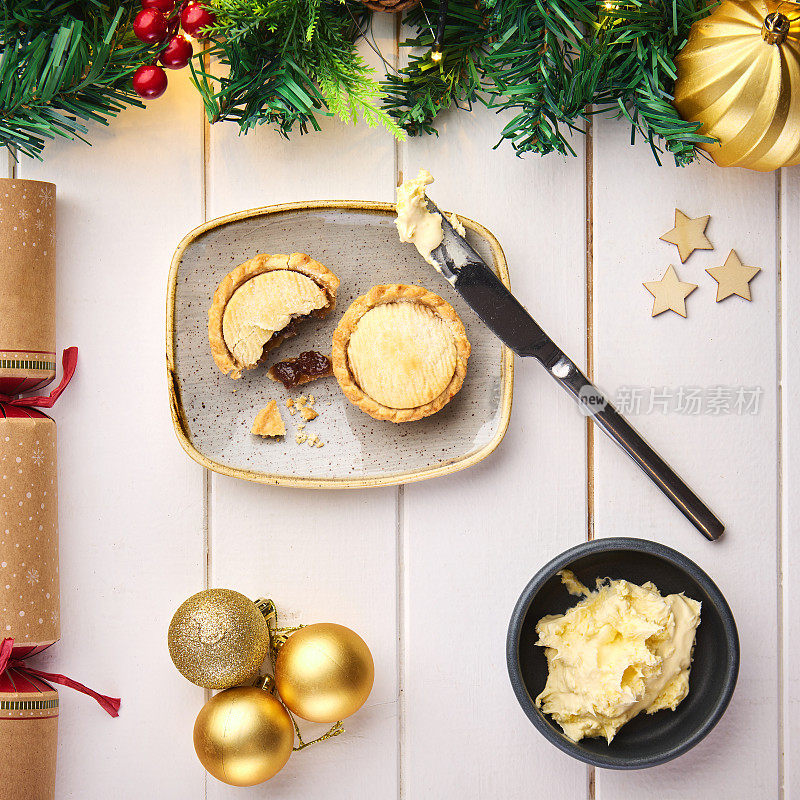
xmin=427 ymin=201 xmax=724 ymax=542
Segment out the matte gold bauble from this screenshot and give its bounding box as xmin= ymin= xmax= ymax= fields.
xmin=274 ymin=623 xmax=374 ymax=723
xmin=168 ymin=589 xmax=270 ymax=689
xmin=674 ymin=0 xmax=800 ymax=171
xmin=193 ymin=684 xmax=294 ymax=787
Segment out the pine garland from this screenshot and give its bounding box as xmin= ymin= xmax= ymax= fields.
xmin=383 ymin=0 xmax=717 ymax=165
xmin=0 ymin=0 xmax=717 ymax=165
xmin=0 ymin=1 xmax=155 ymax=160
xmin=381 ymin=1 xmax=488 ymax=136
xmin=190 ymin=0 xmax=404 ymax=137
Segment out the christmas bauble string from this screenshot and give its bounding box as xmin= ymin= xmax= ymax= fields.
xmin=0 ymin=347 xmax=78 ymax=406
xmin=0 ymin=637 xmax=121 ymax=717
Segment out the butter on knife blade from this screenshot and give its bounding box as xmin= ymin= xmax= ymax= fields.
xmin=395 ymin=168 xmax=465 ymax=269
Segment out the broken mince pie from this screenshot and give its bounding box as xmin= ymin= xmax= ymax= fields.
xmin=209 ymin=253 xmax=339 ymax=379
xmin=332 ymin=284 xmax=470 ymax=423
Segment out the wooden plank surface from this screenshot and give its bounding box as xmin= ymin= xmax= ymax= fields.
xmin=18 ymin=72 xmax=207 ymax=798
xmin=592 ymin=119 xmax=780 ymax=798
xmin=400 ymin=111 xmax=589 ymax=798
xmin=781 ymin=167 xmax=799 ymax=800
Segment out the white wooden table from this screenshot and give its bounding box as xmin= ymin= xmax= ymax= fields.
xmin=12 ymin=21 xmax=798 ymax=798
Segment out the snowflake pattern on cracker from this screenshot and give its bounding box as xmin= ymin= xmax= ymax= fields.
xmin=0 ymin=415 xmax=59 ymax=648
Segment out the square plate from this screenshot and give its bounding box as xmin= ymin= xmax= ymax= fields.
xmin=167 ymin=202 xmax=513 ymax=488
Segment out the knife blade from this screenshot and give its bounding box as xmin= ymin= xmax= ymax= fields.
xmin=427 ymin=201 xmax=724 ymax=542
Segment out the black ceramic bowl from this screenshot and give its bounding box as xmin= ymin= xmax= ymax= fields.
xmin=507 ymin=537 xmax=739 ymax=769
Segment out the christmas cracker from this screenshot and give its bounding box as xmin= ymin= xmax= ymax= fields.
xmin=0 ymin=178 xmax=57 ymax=394
xmin=0 ymin=408 xmax=59 ymax=654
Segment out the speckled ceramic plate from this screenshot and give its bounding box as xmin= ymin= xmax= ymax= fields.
xmin=166 ymin=201 xmax=513 ymax=488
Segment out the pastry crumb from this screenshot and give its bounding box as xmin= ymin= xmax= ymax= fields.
xmin=251 ymin=401 xmax=285 ymax=438
xmin=295 ymin=433 xmax=308 ymax=444
xmin=307 ymin=433 xmax=319 ymax=447
xmin=300 ymin=406 xmax=318 ymax=422
xmin=297 ymin=395 xmax=308 ymax=407
xmin=315 ymin=440 xmax=325 ymax=448
xmin=285 ymin=398 xmax=294 ymax=408
xmin=308 ymin=395 xmax=316 ymax=406
xmin=296 ymin=422 xmax=306 ymax=431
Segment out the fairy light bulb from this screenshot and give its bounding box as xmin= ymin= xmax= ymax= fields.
xmin=431 ymin=0 xmax=449 ymax=62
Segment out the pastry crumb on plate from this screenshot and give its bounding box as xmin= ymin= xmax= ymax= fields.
xmin=251 ymin=400 xmax=285 ymax=438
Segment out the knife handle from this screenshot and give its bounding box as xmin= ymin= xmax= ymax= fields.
xmin=553 ymin=367 xmax=725 ymax=542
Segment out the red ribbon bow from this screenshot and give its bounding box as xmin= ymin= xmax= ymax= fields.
xmin=0 ymin=347 xmax=78 ymax=406
xmin=0 ymin=638 xmax=120 ymax=717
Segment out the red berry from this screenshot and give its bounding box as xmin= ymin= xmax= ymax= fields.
xmin=180 ymin=3 xmax=216 ymax=38
xmin=141 ymin=0 xmax=174 ymax=11
xmin=133 ymin=64 xmax=168 ymax=99
xmin=133 ymin=8 xmax=168 ymax=44
xmin=159 ymin=35 xmax=193 ymax=69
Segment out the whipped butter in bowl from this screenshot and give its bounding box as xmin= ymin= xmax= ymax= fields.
xmin=535 ymin=572 xmax=700 ymax=743
xmin=507 ymin=538 xmax=739 ymax=769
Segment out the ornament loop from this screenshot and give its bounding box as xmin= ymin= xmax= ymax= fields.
xmin=254 ymin=597 xmax=277 ymax=627
xmin=762 ymin=12 xmax=790 ymax=44
xmin=257 ymin=673 xmax=276 ymax=693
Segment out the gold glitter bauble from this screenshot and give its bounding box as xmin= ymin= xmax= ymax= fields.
xmin=193 ymin=685 xmax=294 ymax=787
xmin=274 ymin=623 xmax=374 ymax=723
xmin=674 ymin=0 xmax=800 ymax=171
xmin=168 ymin=589 xmax=270 ymax=689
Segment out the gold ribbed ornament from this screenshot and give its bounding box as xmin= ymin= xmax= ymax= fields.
xmin=274 ymin=623 xmax=374 ymax=723
xmin=193 ymin=679 xmax=294 ymax=787
xmin=674 ymin=0 xmax=800 ymax=171
xmin=167 ymin=589 xmax=271 ymax=689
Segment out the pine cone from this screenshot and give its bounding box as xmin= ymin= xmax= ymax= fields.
xmin=360 ymin=0 xmax=420 ymax=11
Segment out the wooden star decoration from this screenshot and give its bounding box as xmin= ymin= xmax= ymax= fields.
xmin=659 ymin=209 xmax=713 ymax=262
xmin=706 ymin=250 xmax=761 ymax=302
xmin=643 ymin=265 xmax=698 ymax=317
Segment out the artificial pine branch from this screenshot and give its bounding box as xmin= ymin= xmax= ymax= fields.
xmin=481 ymin=0 xmax=601 ymax=157
xmin=385 ymin=0 xmax=716 ymax=165
xmin=0 ymin=1 xmax=154 ymax=160
xmin=589 ymin=0 xmax=716 ymax=165
xmin=381 ymin=0 xmax=489 ymax=136
xmin=193 ymin=0 xmax=404 ymax=137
